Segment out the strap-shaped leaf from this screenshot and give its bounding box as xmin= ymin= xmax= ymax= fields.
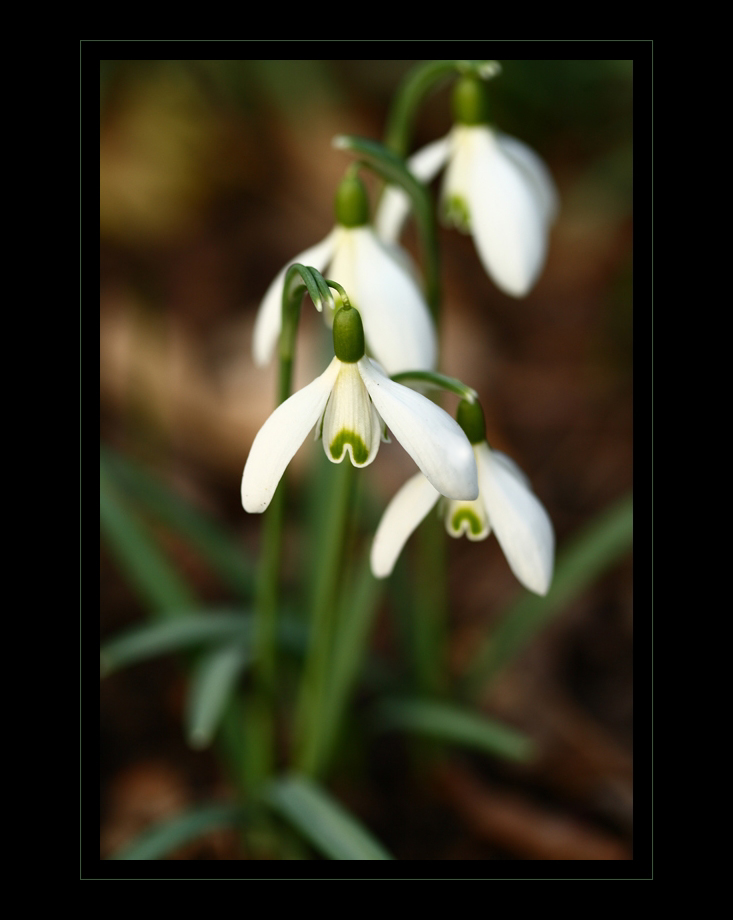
xmin=101 ymin=445 xmax=254 ymax=601
xmin=264 ymin=775 xmax=393 ymax=860
xmin=186 ymin=642 xmax=253 ymax=749
xmin=374 ymin=698 xmax=535 ymax=762
xmin=108 ymin=804 xmax=246 ymax=860
xmin=100 ymin=612 xmax=251 ymax=677
xmin=100 ymin=459 xmax=196 ymax=616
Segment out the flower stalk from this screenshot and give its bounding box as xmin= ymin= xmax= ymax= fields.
xmin=384 ymin=59 xmax=501 ymax=158
xmin=294 ymin=459 xmax=356 ymax=777
xmin=251 ymin=263 xmax=331 ymax=786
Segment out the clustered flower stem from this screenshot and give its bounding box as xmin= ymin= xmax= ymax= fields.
xmin=241 ymin=60 xmax=558 ymax=806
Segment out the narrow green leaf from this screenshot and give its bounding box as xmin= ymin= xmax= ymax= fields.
xmin=374 ymin=698 xmax=534 ymax=762
xmin=463 ymin=494 xmax=633 ymax=693
xmin=100 ymin=459 xmax=196 ymax=617
xmin=108 ymin=804 xmax=245 ymax=860
xmin=101 ymin=611 xmax=308 ymax=678
xmin=264 ymin=775 xmax=393 ymax=860
xmin=100 ymin=612 xmax=252 ymax=677
xmin=101 ymin=445 xmax=254 ymax=601
xmin=186 ymin=642 xmax=253 ymax=749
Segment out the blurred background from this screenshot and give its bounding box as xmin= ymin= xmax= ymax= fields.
xmin=99 ymin=59 xmax=634 ymax=861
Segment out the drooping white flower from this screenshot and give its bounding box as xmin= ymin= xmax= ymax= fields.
xmin=370 ymin=401 xmax=554 ymax=595
xmin=253 ymin=177 xmax=436 ymax=376
xmin=376 ymin=77 xmax=558 ymax=299
xmin=241 ymin=306 xmax=477 ymax=514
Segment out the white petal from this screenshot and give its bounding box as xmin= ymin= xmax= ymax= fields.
xmin=358 ymin=358 xmax=478 ymax=500
xmin=374 ymin=134 xmax=452 ymax=242
xmin=321 ymin=362 xmax=381 ymax=467
xmin=409 ymin=133 xmax=454 ymax=183
xmin=496 ymin=132 xmax=559 ymax=225
xmin=475 ymin=442 xmax=554 ymax=595
xmin=491 ymin=449 xmax=532 ymax=489
xmin=465 ymin=126 xmax=548 ymax=297
xmin=241 ymin=357 xmax=341 ymax=513
xmin=252 ymin=229 xmax=338 ymax=366
xmin=332 ymin=227 xmax=436 ymax=374
xmin=370 ymin=473 xmax=441 ymax=578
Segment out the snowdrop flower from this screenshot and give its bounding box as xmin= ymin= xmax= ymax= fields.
xmin=376 ymin=75 xmax=559 ymax=298
xmin=253 ymin=175 xmax=437 ymax=376
xmin=370 ymin=398 xmax=554 ymax=595
xmin=242 ymin=304 xmax=477 ymax=514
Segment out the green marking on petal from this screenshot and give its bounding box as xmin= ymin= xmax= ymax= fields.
xmin=450 ymin=508 xmax=483 ymax=536
xmin=329 ymin=429 xmax=369 ymax=465
xmin=443 ymin=195 xmax=471 ymax=233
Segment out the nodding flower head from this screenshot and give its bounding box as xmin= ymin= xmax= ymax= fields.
xmin=376 ymin=75 xmax=559 ymax=299
xmin=370 ymin=398 xmax=554 ymax=596
xmin=252 ymin=175 xmax=436 ymax=376
xmin=241 ymin=306 xmax=477 ymax=515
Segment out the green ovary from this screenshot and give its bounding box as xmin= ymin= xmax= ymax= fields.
xmin=450 ymin=508 xmax=483 ymax=536
xmin=329 ymin=429 xmax=369 ymax=465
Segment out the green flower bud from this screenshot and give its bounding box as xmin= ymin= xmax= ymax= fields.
xmin=332 ymin=305 xmax=365 ymax=363
xmin=452 ymin=75 xmax=490 ymax=126
xmin=456 ymin=398 xmax=486 ymax=445
xmin=334 ymin=176 xmax=370 ymax=228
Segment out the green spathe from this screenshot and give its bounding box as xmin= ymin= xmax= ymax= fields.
xmin=329 ymin=429 xmax=369 ymax=465
xmin=450 ymin=507 xmax=483 ymax=536
xmin=452 ymin=75 xmax=491 ymax=126
xmin=456 ymin=398 xmax=486 ymax=445
xmin=334 ymin=175 xmax=370 ymax=228
xmin=332 ymin=305 xmax=365 ymax=363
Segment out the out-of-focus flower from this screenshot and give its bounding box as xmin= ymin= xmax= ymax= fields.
xmin=376 ymin=76 xmax=558 ymax=298
xmin=253 ymin=176 xmax=436 ymax=375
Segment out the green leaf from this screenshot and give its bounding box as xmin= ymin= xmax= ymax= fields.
xmin=374 ymin=698 xmax=535 ymax=762
xmin=108 ymin=804 xmax=246 ymax=860
xmin=100 ymin=612 xmax=252 ymax=677
xmin=463 ymin=493 xmax=633 ymax=693
xmin=100 ymin=611 xmax=308 ymax=678
xmin=264 ymin=775 xmax=393 ymax=860
xmin=100 ymin=458 xmax=196 ymax=617
xmin=186 ymin=642 xmax=253 ymax=749
xmin=100 ymin=445 xmax=254 ymax=601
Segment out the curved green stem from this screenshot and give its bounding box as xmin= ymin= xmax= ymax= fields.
xmin=384 ymin=59 xmax=501 ymax=157
xmin=390 ymin=369 xmax=478 ymax=404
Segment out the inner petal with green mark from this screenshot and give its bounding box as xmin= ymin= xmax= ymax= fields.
xmin=442 ymin=195 xmax=472 ymax=233
xmin=329 ymin=430 xmax=369 ymax=464
xmin=445 ymin=498 xmax=490 ymax=542
xmin=321 ymin=362 xmax=381 ymax=468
